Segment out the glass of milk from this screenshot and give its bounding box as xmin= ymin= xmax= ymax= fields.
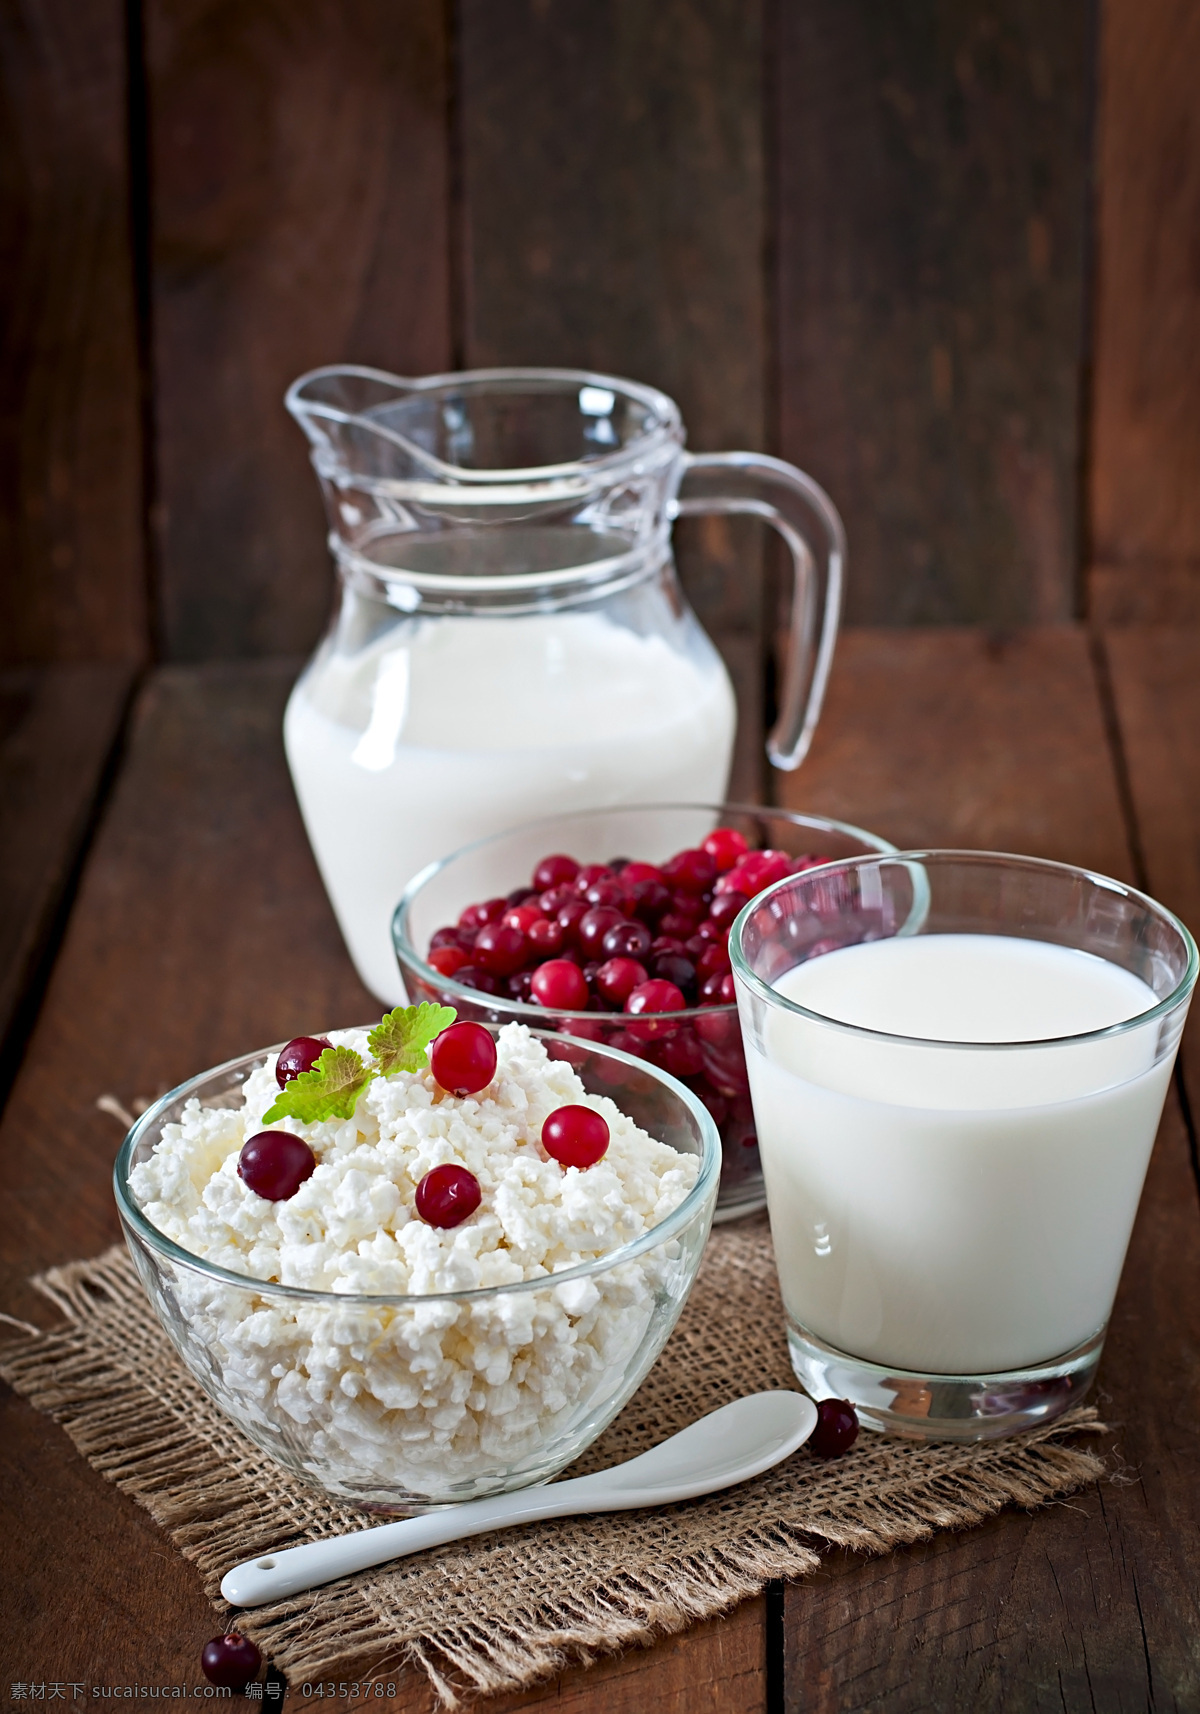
xmin=730 ymin=851 xmax=1197 ymax=1441
xmin=282 ymin=366 xmax=845 ymax=1002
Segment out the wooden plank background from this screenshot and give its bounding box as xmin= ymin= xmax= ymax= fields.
xmin=13 ymin=0 xmax=1189 ymax=679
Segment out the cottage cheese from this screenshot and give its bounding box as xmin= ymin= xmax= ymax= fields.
xmin=129 ymin=1024 xmax=703 ymax=1503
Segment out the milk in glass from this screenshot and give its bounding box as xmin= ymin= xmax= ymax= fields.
xmin=286 ymin=611 xmax=735 ymax=1002
xmin=745 ymin=934 xmax=1165 ymax=1374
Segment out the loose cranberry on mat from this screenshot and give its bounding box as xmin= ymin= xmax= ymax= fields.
xmin=808 ymin=1398 xmax=859 ymax=1458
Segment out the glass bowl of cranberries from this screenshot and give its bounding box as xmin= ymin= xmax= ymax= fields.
xmin=113 ymin=1023 xmax=720 ymax=1511
xmin=393 ymin=803 xmax=895 ymax=1219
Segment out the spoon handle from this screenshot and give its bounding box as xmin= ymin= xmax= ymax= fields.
xmin=221 ymin=1477 xmax=601 ymax=1606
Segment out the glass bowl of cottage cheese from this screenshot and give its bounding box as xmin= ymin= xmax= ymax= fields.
xmin=114 ymin=1021 xmax=719 ymax=1511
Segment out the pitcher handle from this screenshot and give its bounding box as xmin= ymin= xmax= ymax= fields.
xmin=672 ymin=452 xmax=845 ymax=772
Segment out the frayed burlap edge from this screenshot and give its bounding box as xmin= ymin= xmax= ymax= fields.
xmin=0 ymin=1243 xmax=1107 ymax=1707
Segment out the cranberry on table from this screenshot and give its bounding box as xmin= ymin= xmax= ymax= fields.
xmin=533 ymin=853 xmax=580 ymax=890
xmin=808 ymin=1398 xmax=859 ymax=1458
xmin=274 ymin=1036 xmax=332 ymax=1088
xmin=429 ymin=945 xmax=470 ymax=977
xmin=702 ymin=826 xmax=749 ymax=871
xmin=531 ymin=958 xmax=590 ymax=1010
xmin=415 ymin=1163 xmax=482 ymax=1227
xmin=238 ymin=1132 xmax=317 ymax=1201
xmin=201 ymin=1632 xmax=262 ymax=1689
xmin=595 ymin=956 xmax=648 ymax=1005
xmin=542 ymin=1104 xmax=610 ymax=1168
xmin=472 ymin=920 xmax=528 ymax=975
xmin=430 ymin=1020 xmax=497 ymax=1095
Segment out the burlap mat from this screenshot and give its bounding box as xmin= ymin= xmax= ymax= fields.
xmin=0 ymin=1219 xmax=1105 ymax=1706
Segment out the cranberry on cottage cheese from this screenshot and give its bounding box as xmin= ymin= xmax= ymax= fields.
xmin=128 ymin=1023 xmax=700 ymax=1498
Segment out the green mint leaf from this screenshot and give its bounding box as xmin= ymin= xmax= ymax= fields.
xmin=368 ymin=1002 xmax=457 ymax=1077
xmin=262 ymin=1045 xmax=372 ymax=1125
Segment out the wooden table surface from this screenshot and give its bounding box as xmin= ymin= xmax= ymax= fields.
xmin=3 ymin=624 xmax=1198 ymax=1711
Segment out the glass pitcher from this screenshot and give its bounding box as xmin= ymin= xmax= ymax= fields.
xmin=284 ymin=365 xmax=845 ymax=1003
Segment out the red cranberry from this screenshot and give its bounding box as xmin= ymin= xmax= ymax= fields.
xmin=453 ymin=964 xmax=501 ymax=994
xmin=275 ymin=1036 xmax=331 ymax=1087
xmin=583 ymin=878 xmax=630 ymax=910
xmin=542 ymin=1104 xmax=610 ymax=1168
xmin=473 ymin=921 xmax=528 ymax=975
xmin=694 ymin=1007 xmax=740 ymax=1047
xmin=507 ymin=970 xmax=535 ymax=1001
xmin=662 ymin=848 xmax=717 ymax=893
xmin=699 ymin=1040 xmax=750 ymax=1095
xmin=531 ymin=958 xmax=590 ymax=1010
xmin=538 ymin=883 xmax=574 ymax=913
xmin=238 ymin=1132 xmax=317 ymax=1201
xmin=458 ymin=897 xmax=506 ymax=931
xmin=502 ymin=903 xmax=544 ymax=934
xmin=572 ymin=863 xmax=612 ymax=895
xmin=601 ymin=918 xmax=652 ymax=960
xmin=607 ymin=1028 xmax=647 ymax=1058
xmin=656 ymin=1027 xmax=705 ymax=1078
xmin=684 ymin=934 xmax=708 ymax=959
xmin=528 ymin=915 xmax=566 ymax=955
xmin=809 ymin=1398 xmax=859 ymax=1458
xmin=652 ymin=952 xmax=697 ymax=993
xmin=582 ymin=960 xmax=603 ymax=985
xmin=702 ymin=827 xmax=749 ymax=871
xmin=728 ymin=850 xmax=792 ymax=896
xmin=660 ymin=912 xmax=701 ymax=940
xmin=695 ymin=1082 xmax=729 ymax=1126
xmin=697 ymin=942 xmax=732 ymax=978
xmin=556 ymin=899 xmax=590 ymax=941
xmin=709 ymin=890 xmax=749 ymax=927
xmin=595 ymin=956 xmax=648 ymax=1005
xmin=201 ymin=1633 xmax=262 ymax=1690
xmin=533 ymin=854 xmax=579 ymax=890
xmin=429 ymin=945 xmax=470 ymax=977
xmin=699 ymin=971 xmax=737 ymax=1005
xmin=631 ymin=879 xmax=672 ymax=922
xmin=577 ymin=905 xmax=626 ymax=957
xmin=624 ymin=979 xmax=687 ymax=1039
xmin=430 ymin=924 xmax=465 ymax=951
xmin=505 ymin=885 xmax=537 ymax=907
xmin=430 ymin=1021 xmax=497 ymax=1095
xmin=650 ymin=934 xmax=686 ymax=958
xmin=415 ymin=1163 xmax=482 ymax=1227
xmin=620 ymin=861 xmax=662 ymax=885
xmin=556 ymin=1016 xmax=606 ymax=1042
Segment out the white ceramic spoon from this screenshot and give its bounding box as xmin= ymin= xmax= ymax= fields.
xmin=222 ymin=1390 xmax=816 ymax=1606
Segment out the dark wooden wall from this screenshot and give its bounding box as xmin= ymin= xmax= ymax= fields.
xmin=1 ymin=0 xmax=1196 ymax=669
